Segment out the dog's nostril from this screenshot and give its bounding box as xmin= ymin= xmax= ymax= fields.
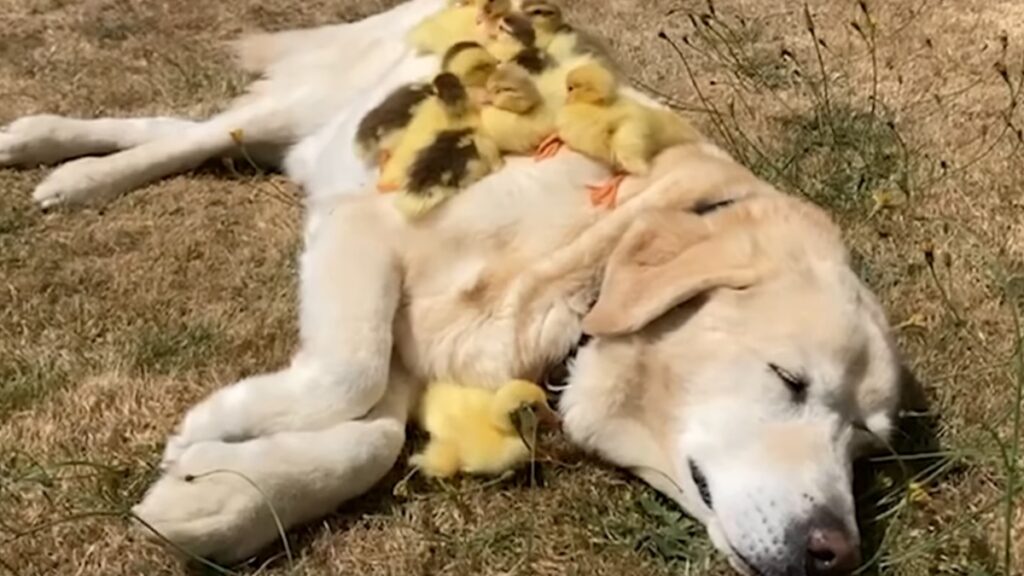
xmin=805 ymin=526 xmax=860 ymax=575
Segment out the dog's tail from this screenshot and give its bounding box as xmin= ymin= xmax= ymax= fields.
xmin=231 ymin=27 xmax=349 ymax=74
xmin=231 ymin=30 xmax=302 ymax=74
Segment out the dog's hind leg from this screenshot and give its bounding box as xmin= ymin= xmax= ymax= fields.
xmin=29 ymin=96 xmax=297 ymax=208
xmin=0 ymin=115 xmax=201 ymax=168
xmin=135 ymin=360 xmax=417 ymax=564
xmin=163 ymin=199 xmax=402 ymax=460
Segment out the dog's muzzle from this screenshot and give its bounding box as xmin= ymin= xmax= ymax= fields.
xmin=775 ymin=508 xmax=861 ymax=576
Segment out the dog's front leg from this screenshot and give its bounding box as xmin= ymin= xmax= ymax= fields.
xmin=135 ymin=358 xmax=418 ymax=564
xmin=164 ymin=199 xmax=402 ymax=460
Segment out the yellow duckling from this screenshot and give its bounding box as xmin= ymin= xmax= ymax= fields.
xmin=410 ymin=379 xmax=559 ymax=478
xmin=480 ymin=62 xmax=556 ymax=155
xmin=537 ymin=61 xmax=703 ymax=208
xmin=391 ymin=74 xmax=504 ymax=218
xmin=521 ymin=0 xmax=613 ymax=63
xmin=442 ymin=41 xmax=501 ymax=106
xmin=408 ymin=0 xmax=512 ymax=55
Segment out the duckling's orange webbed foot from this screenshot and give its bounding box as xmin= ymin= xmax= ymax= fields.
xmin=587 ymin=174 xmax=627 ymax=209
xmin=534 ymin=134 xmax=564 ymax=161
xmin=377 ymin=181 xmax=400 ymax=194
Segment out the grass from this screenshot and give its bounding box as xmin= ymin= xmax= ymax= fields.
xmin=1 ymin=0 xmax=1023 ymax=574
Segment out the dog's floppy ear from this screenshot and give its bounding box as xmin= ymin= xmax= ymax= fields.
xmin=582 ymin=210 xmax=762 ymax=337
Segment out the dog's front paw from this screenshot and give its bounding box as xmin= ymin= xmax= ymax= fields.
xmin=133 ymin=443 xmax=273 ymax=564
xmin=160 ymin=434 xmax=191 ymax=470
xmin=32 ymin=156 xmax=127 ymax=209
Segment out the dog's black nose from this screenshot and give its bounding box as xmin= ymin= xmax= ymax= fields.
xmin=805 ymin=525 xmax=860 ymax=575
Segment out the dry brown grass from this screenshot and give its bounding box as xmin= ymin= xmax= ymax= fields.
xmin=1 ymin=0 xmax=1022 ymax=574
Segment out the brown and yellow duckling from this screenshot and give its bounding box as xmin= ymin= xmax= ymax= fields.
xmin=486 ymin=13 xmax=537 ymax=62
xmin=391 ymin=73 xmax=503 ymax=218
xmin=356 ymin=42 xmax=497 ymax=169
xmin=521 ymin=0 xmax=614 ymax=64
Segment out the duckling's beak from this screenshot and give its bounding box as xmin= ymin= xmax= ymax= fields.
xmin=536 ymin=404 xmax=561 ymax=429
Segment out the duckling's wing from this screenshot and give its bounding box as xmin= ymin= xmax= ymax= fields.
xmin=355 ymin=83 xmax=433 ymax=152
xmin=610 ymin=115 xmax=655 ymax=175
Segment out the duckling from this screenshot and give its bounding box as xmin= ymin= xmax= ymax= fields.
xmin=395 ymin=126 xmax=503 ymax=218
xmin=480 ymin=63 xmax=555 ymax=155
xmin=521 ymin=0 xmax=613 ymax=64
xmin=377 ymin=72 xmax=480 ymax=193
xmin=408 ymin=0 xmax=478 ymax=56
xmin=477 ymin=0 xmax=515 ymax=39
xmin=408 ymin=0 xmax=511 ymax=56
xmin=486 ymin=13 xmax=537 ymax=62
xmin=441 ymin=41 xmax=500 ymax=106
xmin=390 ymin=74 xmax=503 ymax=218
xmin=354 ymin=82 xmax=434 ymax=167
xmin=509 ymin=46 xmax=555 ymax=76
xmin=538 ymin=61 xmax=703 ymax=208
xmin=410 ymin=379 xmax=559 ymax=478
xmin=355 ymin=43 xmax=496 ymax=168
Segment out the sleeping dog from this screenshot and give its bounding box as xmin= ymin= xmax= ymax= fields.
xmin=0 ymin=1 xmax=903 ymax=574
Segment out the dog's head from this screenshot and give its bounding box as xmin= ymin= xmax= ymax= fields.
xmin=562 ymin=156 xmax=902 ymax=576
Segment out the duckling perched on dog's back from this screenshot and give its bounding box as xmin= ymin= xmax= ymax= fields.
xmin=355 ymin=43 xmax=497 ymax=169
xmin=486 ymin=13 xmax=537 ymax=62
xmin=480 ymin=63 xmax=555 ymax=155
xmin=377 ymin=72 xmax=481 ymax=193
xmin=411 ymin=379 xmax=558 ymax=478
xmin=391 ymin=73 xmax=503 ymax=218
xmin=442 ymin=41 xmax=500 ymax=105
xmin=521 ymin=0 xmax=612 ymax=63
xmin=354 ymin=82 xmax=434 ymax=167
xmin=408 ymin=0 xmax=512 ymax=55
xmin=543 ymin=61 xmax=703 ymax=207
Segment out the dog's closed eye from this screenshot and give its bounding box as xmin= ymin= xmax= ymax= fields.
xmin=769 ymin=363 xmax=808 ymax=402
xmin=689 ymin=459 xmax=712 ymax=509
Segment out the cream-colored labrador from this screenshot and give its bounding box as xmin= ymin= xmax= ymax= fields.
xmin=0 ymin=1 xmax=903 ymax=574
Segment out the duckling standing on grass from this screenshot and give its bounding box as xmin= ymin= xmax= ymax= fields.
xmin=480 ymin=63 xmax=556 ymax=155
xmin=537 ymin=61 xmax=703 ymax=208
xmin=391 ymin=74 xmax=504 ymax=218
xmin=411 ymin=379 xmax=559 ymax=478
